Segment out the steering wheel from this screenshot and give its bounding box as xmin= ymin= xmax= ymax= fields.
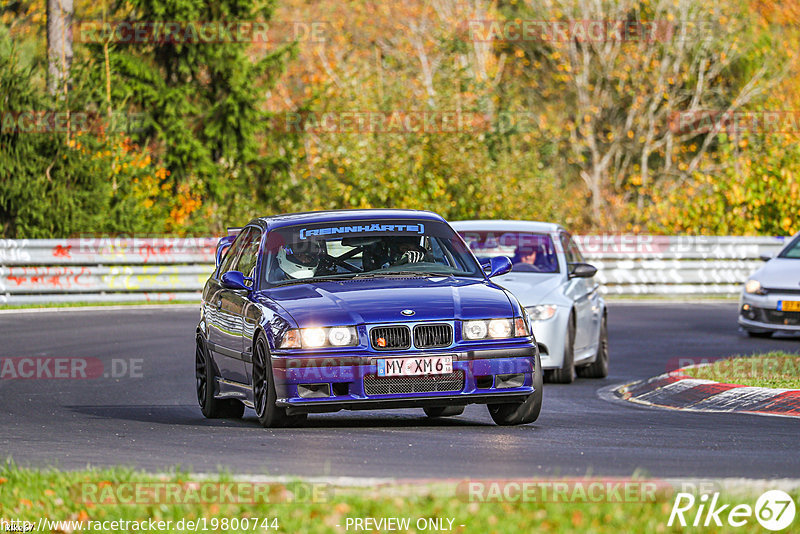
xmin=316 ymin=253 xmax=360 ymax=275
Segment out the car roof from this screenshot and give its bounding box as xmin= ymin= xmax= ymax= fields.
xmin=253 ymin=209 xmax=447 ymax=230
xmin=450 ymin=219 xmax=565 ymax=234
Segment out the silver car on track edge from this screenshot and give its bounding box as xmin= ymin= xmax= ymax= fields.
xmin=739 ymin=231 xmax=800 ymax=337
xmin=452 ymin=220 xmax=608 ymax=383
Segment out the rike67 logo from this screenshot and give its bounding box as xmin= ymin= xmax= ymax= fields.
xmin=668 ymin=490 xmax=796 ymax=531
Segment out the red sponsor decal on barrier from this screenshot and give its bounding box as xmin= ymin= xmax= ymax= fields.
xmin=4 ymin=266 xmax=91 ymax=289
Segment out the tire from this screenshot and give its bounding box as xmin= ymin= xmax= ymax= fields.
xmin=252 ymin=334 xmax=306 ymax=428
xmin=196 ymin=334 xmax=245 ymax=419
xmin=547 ymin=313 xmax=575 ymax=384
xmin=746 ymin=330 xmax=773 ymax=338
xmin=577 ymin=313 xmax=609 ymax=378
xmin=488 ymin=349 xmax=543 ymax=426
xmin=423 ymin=406 xmax=465 ymax=418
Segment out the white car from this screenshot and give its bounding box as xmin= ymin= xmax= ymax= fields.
xmin=452 ymin=220 xmax=608 ymax=383
xmin=739 ymin=231 xmax=800 ymax=337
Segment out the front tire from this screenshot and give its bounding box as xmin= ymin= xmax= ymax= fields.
xmin=196 ymin=334 xmax=244 ymax=419
xmin=547 ymin=314 xmax=575 ymax=384
xmin=746 ymin=329 xmax=773 ymax=338
xmin=423 ymin=406 xmax=465 ymax=418
xmin=252 ymin=334 xmax=306 ymax=428
xmin=488 ymin=350 xmax=543 ymax=426
xmin=577 ymin=313 xmax=609 ymax=378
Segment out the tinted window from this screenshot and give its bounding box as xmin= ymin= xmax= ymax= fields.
xmin=560 ymin=233 xmax=577 ymax=264
xmin=234 ymin=229 xmax=263 ymax=279
xmin=218 ymin=227 xmax=254 ymax=276
xmin=262 ymin=219 xmax=482 ymax=284
xmin=779 ymin=235 xmax=800 ymax=259
xmin=459 ymin=231 xmax=559 ymax=274
xmin=568 ymin=236 xmax=585 ymax=263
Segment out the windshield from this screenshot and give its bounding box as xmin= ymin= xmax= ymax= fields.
xmin=779 ymin=235 xmax=800 ymax=259
xmin=458 ymin=231 xmax=560 ymax=274
xmin=262 ymin=219 xmax=483 ymax=285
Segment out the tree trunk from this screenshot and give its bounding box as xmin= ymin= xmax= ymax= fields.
xmin=47 ymin=0 xmax=73 ymax=96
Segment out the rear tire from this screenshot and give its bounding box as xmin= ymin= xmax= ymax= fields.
xmin=548 ymin=314 xmax=575 ymax=384
xmin=196 ymin=334 xmax=245 ymax=419
xmin=488 ymin=350 xmax=543 ymax=425
xmin=577 ymin=313 xmax=609 ymax=378
xmin=423 ymin=406 xmax=465 ymax=418
xmin=252 ymin=334 xmax=307 ymax=428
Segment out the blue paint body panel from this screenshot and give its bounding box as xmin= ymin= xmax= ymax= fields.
xmin=198 ymin=209 xmax=539 ymax=414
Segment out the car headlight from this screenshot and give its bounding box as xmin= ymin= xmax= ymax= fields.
xmin=463 ymin=318 xmax=527 ymax=340
xmin=526 ymin=304 xmax=557 ymax=321
xmin=744 ymin=279 xmax=765 ymax=295
xmin=279 ymin=326 xmax=358 ymax=349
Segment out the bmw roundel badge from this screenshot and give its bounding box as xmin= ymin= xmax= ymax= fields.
xmin=401 ymin=309 xmax=415 ymax=316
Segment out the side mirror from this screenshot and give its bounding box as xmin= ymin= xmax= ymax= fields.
xmin=487 ymin=256 xmax=513 ymax=278
xmin=215 ymin=235 xmax=236 ymax=267
xmin=221 ymin=270 xmax=252 ymax=290
xmin=759 ymin=254 xmax=772 ymax=262
xmin=568 ymin=262 xmax=597 ymax=279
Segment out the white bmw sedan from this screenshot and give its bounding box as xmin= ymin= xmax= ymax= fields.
xmin=452 ymin=220 xmax=608 ymax=383
xmin=739 ymin=231 xmax=800 ymax=337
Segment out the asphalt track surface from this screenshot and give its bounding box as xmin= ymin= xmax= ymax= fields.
xmin=1 ymin=303 xmax=799 ymax=479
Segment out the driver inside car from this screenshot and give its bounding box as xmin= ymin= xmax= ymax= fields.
xmin=274 ymin=241 xmax=323 ymax=279
xmin=390 ymin=236 xmax=433 ymax=265
xmin=362 ymin=236 xmax=432 ymax=271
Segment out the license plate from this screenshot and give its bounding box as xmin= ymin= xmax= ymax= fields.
xmin=377 ymin=356 xmax=453 ymax=377
xmin=778 ymin=300 xmax=800 ymax=312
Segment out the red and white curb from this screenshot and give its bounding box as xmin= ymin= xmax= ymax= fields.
xmin=614 ymin=369 xmax=800 ymax=418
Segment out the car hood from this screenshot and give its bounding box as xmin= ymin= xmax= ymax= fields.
xmin=490 ymin=273 xmax=564 ymax=306
xmin=753 ymin=258 xmax=800 ymax=289
xmin=261 ymin=277 xmax=514 ymax=326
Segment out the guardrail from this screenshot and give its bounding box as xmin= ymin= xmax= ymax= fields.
xmin=0 ymin=235 xmax=788 ymax=304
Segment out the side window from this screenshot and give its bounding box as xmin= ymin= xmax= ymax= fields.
xmin=560 ymin=233 xmax=577 ymax=264
xmin=234 ymin=229 xmax=263 ymax=279
xmin=568 ymin=237 xmax=585 ymax=263
xmin=218 ymin=228 xmax=254 ymax=276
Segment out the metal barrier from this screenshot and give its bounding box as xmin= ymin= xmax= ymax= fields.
xmin=0 ymin=235 xmax=789 ymax=304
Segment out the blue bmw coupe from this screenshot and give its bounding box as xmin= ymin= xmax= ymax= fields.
xmin=196 ymin=209 xmax=542 ymax=426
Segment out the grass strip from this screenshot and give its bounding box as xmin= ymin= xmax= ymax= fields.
xmin=683 ymin=351 xmax=800 ymax=389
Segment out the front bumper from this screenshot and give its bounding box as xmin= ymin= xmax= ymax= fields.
xmin=530 ymin=308 xmax=570 ymax=369
xmin=270 ymin=344 xmax=537 ymax=415
xmin=739 ymin=293 xmax=800 ymax=332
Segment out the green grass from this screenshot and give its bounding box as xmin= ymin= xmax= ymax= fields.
xmin=0 ymin=301 xmax=197 ymax=310
xmin=684 ymin=351 xmax=800 ymax=388
xmin=0 ymin=463 xmax=794 ymax=533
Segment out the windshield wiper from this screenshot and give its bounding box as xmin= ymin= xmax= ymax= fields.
xmin=270 ymin=271 xmax=456 ymax=286
xmin=350 ymin=270 xmax=449 ymax=279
